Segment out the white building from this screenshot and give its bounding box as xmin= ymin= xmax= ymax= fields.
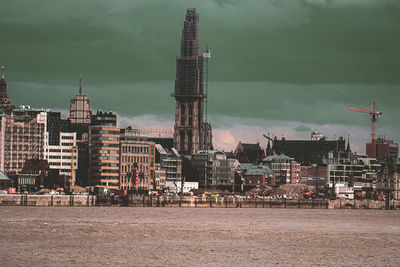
xmin=44 ymin=132 xmax=77 ymax=184
xmin=166 ymin=181 xmax=198 ymax=194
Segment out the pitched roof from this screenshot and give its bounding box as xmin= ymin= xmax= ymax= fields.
xmin=242 ymin=143 xmax=262 ymax=151
xmin=22 ymin=159 xmax=49 ymax=171
xmin=244 ymin=165 xmax=274 ymax=176
xmin=263 ymin=154 xmax=294 ymax=162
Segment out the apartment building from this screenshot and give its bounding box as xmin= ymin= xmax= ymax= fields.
xmin=0 ymin=109 xmax=47 ymax=174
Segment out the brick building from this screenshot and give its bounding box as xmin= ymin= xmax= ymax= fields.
xmin=88 ymin=111 xmax=120 ymax=190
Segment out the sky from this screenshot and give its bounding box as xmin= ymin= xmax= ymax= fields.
xmin=1 ymin=0 xmax=399 ymax=152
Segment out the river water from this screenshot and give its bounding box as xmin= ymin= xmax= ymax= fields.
xmin=0 ymin=207 xmax=399 ymax=266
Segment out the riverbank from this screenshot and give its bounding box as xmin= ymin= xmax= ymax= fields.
xmin=1 ymin=194 xmax=400 ymax=209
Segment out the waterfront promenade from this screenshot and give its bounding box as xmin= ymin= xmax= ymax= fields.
xmin=0 ymin=207 xmax=399 ymax=266
xmin=1 ymin=194 xmax=399 ymax=210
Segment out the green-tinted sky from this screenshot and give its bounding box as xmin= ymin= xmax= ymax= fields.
xmin=1 ymin=0 xmax=399 ymax=151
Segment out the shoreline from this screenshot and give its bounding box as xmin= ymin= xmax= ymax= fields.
xmin=1 ymin=194 xmax=399 ymax=210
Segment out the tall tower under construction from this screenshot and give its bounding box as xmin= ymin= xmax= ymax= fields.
xmin=173 ymin=8 xmax=212 ymax=155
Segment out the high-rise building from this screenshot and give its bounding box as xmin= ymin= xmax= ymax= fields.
xmin=88 ymin=111 xmax=120 ymax=189
xmin=0 ymin=66 xmax=10 ymax=110
xmin=172 ymin=8 xmax=212 ymax=155
xmin=69 ymin=77 xmax=91 ymax=124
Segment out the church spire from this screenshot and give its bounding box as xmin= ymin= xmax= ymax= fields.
xmin=1 ymin=66 xmax=4 ymax=80
xmin=346 ymin=134 xmax=351 ymax=152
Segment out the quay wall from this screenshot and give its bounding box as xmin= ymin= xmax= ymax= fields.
xmin=0 ymin=194 xmax=96 ymax=207
xmin=102 ymin=195 xmax=400 ymax=210
xmin=1 ymin=194 xmax=399 ymax=209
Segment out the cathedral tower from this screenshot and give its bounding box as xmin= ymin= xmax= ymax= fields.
xmin=173 ymin=8 xmax=212 ymax=155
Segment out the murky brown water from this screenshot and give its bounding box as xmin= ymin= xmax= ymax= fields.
xmin=0 ymin=207 xmax=399 ymax=266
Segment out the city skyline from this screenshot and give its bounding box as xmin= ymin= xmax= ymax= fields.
xmin=1 ymin=0 xmax=399 ymax=152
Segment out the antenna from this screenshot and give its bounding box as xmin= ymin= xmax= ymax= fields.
xmin=79 ymin=74 xmax=82 ymax=95
xmin=203 ymin=46 xmax=211 ymax=123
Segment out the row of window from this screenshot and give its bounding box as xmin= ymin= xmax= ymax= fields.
xmin=122 ymin=155 xmax=149 ymax=164
xmin=121 ymin=145 xmax=150 ymax=154
xmin=47 ymin=149 xmax=77 ymax=153
xmin=92 ymin=169 xmax=119 ymax=174
xmin=90 ymin=143 xmax=120 ymax=148
xmin=47 ymin=155 xmax=77 ymax=159
xmin=49 ymin=162 xmax=77 ymax=166
xmin=90 ymin=130 xmax=120 ymax=135
xmin=90 ymin=156 xmax=120 ymax=161
xmin=121 ymin=164 xmax=148 ymax=174
xmin=5 ymin=145 xmax=41 ymax=151
xmin=90 ymin=136 xmax=119 ymax=141
xmin=90 ymin=149 xmax=119 ymax=155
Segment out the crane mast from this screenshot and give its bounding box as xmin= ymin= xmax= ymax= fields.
xmin=348 ymin=101 xmax=382 ymax=157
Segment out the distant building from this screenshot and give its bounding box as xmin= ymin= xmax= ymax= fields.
xmin=119 ymin=127 xmax=156 ymax=190
xmin=376 ymin=164 xmax=400 ymax=200
xmin=69 ymin=77 xmax=92 ymax=124
xmin=76 ymin=139 xmax=89 ymax=187
xmin=262 ymin=154 xmax=300 ymax=184
xmin=172 ymin=8 xmax=212 ymax=155
xmin=273 ymin=132 xmax=346 ymax=165
xmin=366 ymin=135 xmax=399 ymax=162
xmin=15 ymin=159 xmax=52 ymax=192
xmin=0 ymin=171 xmax=12 ymax=190
xmin=154 ymin=163 xmax=166 ymax=190
xmin=165 ymin=181 xmax=198 ymax=194
xmin=44 ymin=132 xmax=77 ymax=185
xmin=155 ymin=144 xmax=182 ymax=183
xmin=234 ymin=141 xmax=265 ymax=165
xmin=243 ymin=164 xmax=274 ymax=186
xmin=324 ymin=151 xmax=381 ymax=198
xmin=0 ymin=109 xmax=47 ymax=174
xmin=191 ymin=150 xmax=238 ymax=188
xmin=299 ymin=164 xmax=328 ymax=186
xmin=191 ymin=151 xmax=212 ymax=187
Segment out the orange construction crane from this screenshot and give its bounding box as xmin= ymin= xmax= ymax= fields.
xmin=348 ymin=101 xmax=382 ymax=157
xmin=139 ymin=128 xmax=173 ymax=134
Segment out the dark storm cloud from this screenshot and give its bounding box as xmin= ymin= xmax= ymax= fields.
xmin=294 ymin=125 xmax=312 ymax=132
xmin=1 ymin=0 xmax=399 ymax=150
